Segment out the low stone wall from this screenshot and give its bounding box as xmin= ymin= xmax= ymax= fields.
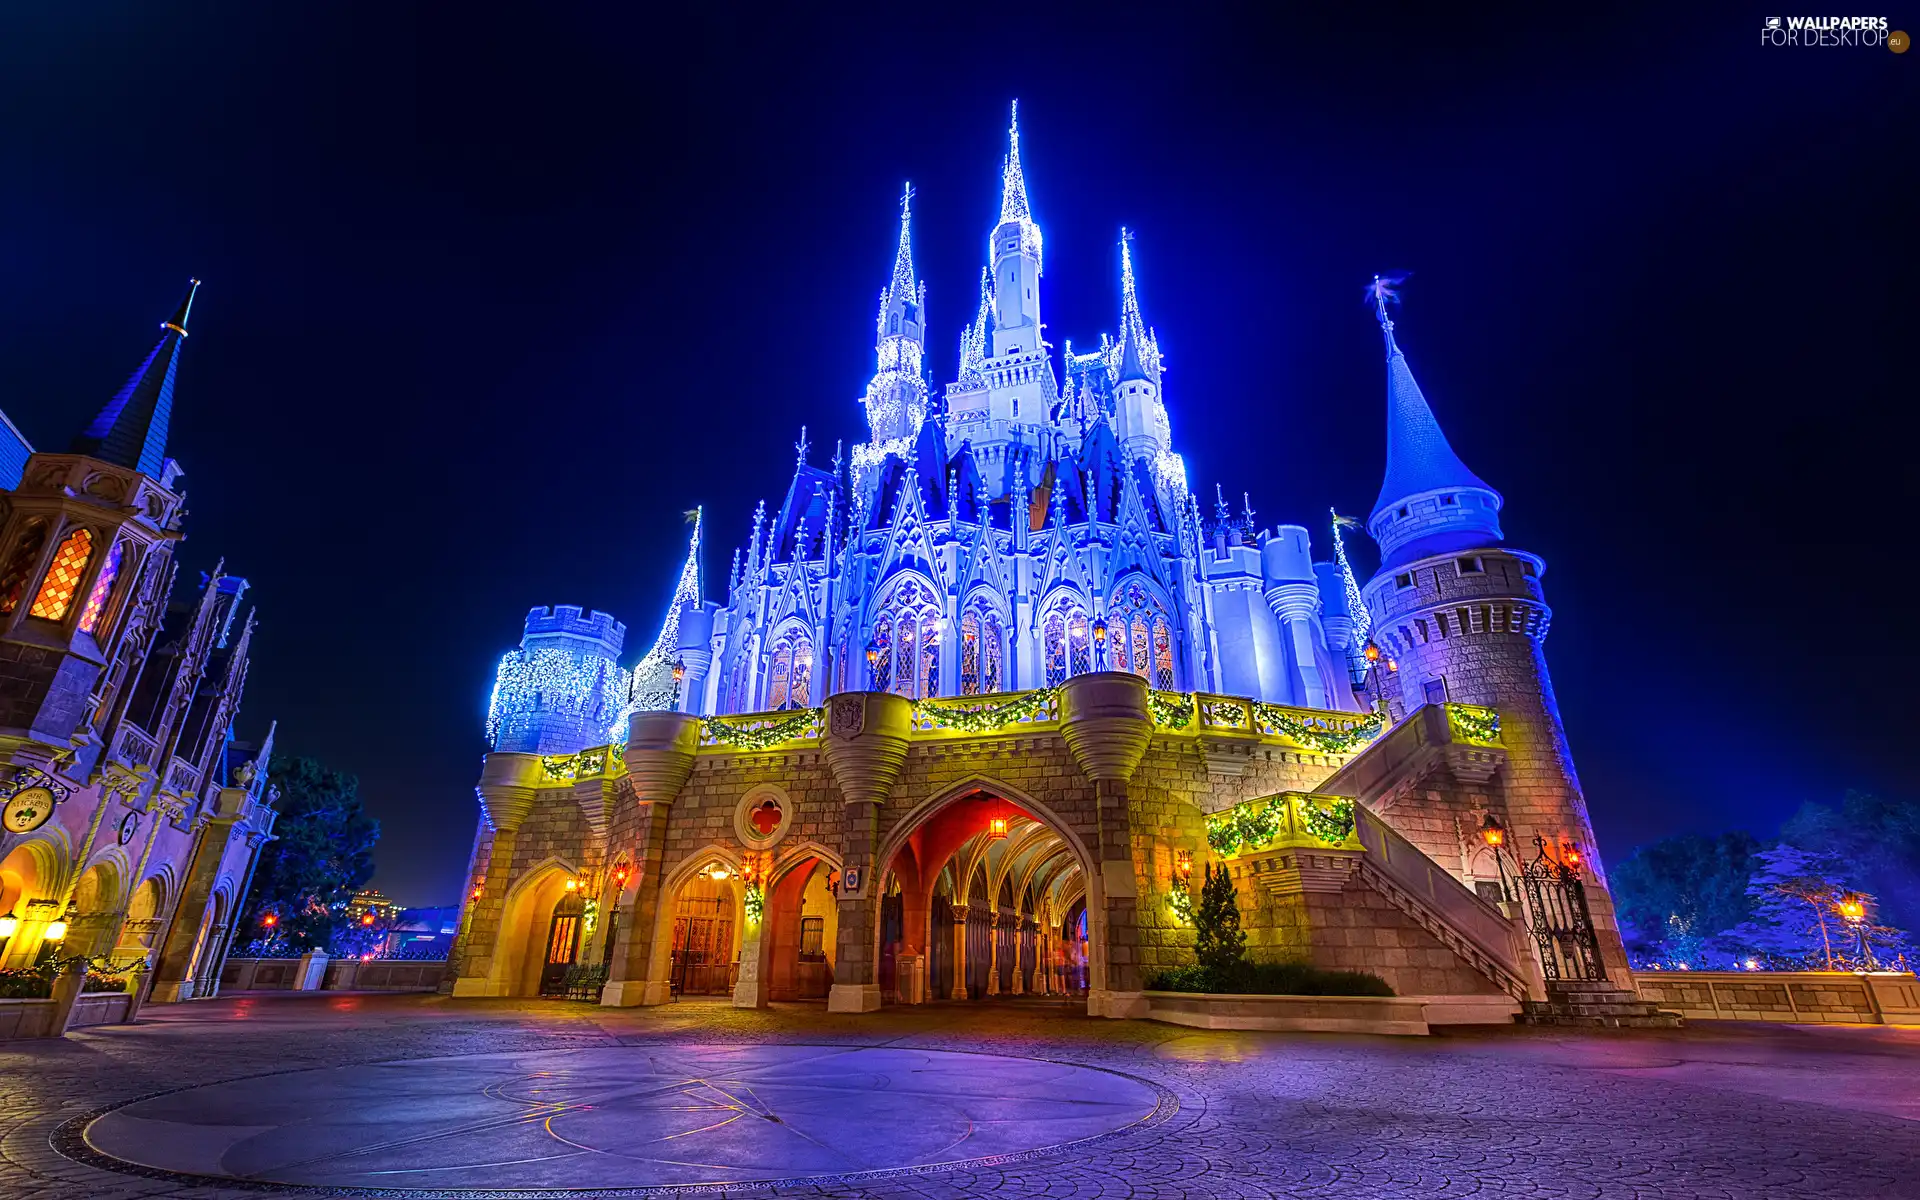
xmin=325 ymin=959 xmax=447 ymax=992
xmin=0 ymin=991 xmax=133 ymax=1038
xmin=1144 ymin=990 xmax=1516 ymax=1035
xmin=1632 ymin=970 xmax=1920 ymax=1025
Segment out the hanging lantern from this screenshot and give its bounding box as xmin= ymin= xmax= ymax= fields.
xmin=865 ymin=641 xmax=880 ymax=669
xmin=564 ymin=877 xmax=579 ymax=891
xmin=1479 ymin=814 xmax=1506 ymax=848
xmin=1173 ymin=848 xmax=1193 ymax=880
xmin=707 ymin=863 xmax=732 ymax=881
xmin=987 ymin=816 xmax=1009 ymax=841
xmin=672 ymin=659 xmax=687 ymax=685
xmin=1091 ymin=616 xmax=1108 ymax=645
xmin=1364 ymin=643 xmax=1381 ymax=663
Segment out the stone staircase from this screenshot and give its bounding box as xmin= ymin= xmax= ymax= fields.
xmin=1518 ymin=982 xmax=1683 ymax=1028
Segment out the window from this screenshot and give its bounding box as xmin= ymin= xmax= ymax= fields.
xmin=0 ymin=518 xmax=49 ymax=616
xmin=1109 ymin=582 xmax=1177 ymax=690
xmin=1441 ymin=494 xmax=1458 ymax=506
xmin=1457 ymin=557 xmax=1484 ymax=575
xmin=874 ymin=578 xmax=941 ymax=698
xmin=958 ymin=604 xmax=1006 ymax=695
xmin=29 ymin=527 xmax=94 ymax=622
xmin=1423 ymin=678 xmax=1447 ymax=705
xmin=1042 ymin=593 xmax=1093 ymax=686
xmin=1520 ymin=560 xmax=1538 ymax=578
xmin=1397 ymin=505 xmax=1410 ymax=518
xmin=764 ymin=626 xmax=813 ymax=710
xmin=78 ymin=540 xmax=124 ymax=635
xmin=1394 ymin=572 xmax=1415 ymax=590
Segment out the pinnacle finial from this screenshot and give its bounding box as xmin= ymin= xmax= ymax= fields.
xmin=888 ymin=182 xmax=917 ymax=302
xmin=999 ymin=99 xmax=1033 ymax=227
xmin=794 ymin=425 xmax=810 ymax=466
xmin=1214 ymin=483 xmax=1230 ymax=521
xmin=1117 ymin=229 xmax=1158 ymax=383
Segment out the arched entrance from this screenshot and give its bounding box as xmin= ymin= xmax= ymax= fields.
xmin=757 ymin=851 xmax=838 ymax=1002
xmin=872 ymin=779 xmax=1097 ymax=1010
xmin=114 ymin=875 xmax=167 ymax=963
xmin=489 ymin=860 xmax=581 ymax=998
xmin=669 ymin=865 xmax=738 ymax=996
xmin=538 ymin=891 xmax=585 ymax=997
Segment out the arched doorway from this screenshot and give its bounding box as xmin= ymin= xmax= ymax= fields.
xmin=1060 ymin=897 xmax=1089 ymax=994
xmin=758 ymin=853 xmax=838 ymax=1002
xmin=872 ymin=780 xmax=1096 ymax=1010
xmin=538 ymin=891 xmax=585 ymax=997
xmin=490 ymin=861 xmax=581 ymax=998
xmin=0 ymin=843 xmax=44 ymax=968
xmin=669 ymin=867 xmax=738 ymax=996
xmin=70 ymin=859 xmax=123 ymax=959
xmin=115 ymin=876 xmax=167 ymax=963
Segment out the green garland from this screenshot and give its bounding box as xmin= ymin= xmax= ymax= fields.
xmin=1167 ymin=884 xmax=1195 ymax=925
xmin=1447 ymin=705 xmax=1502 ymax=744
xmin=702 ymin=708 xmax=822 ymax=750
xmin=1301 ymin=797 xmax=1357 ymax=844
xmin=1148 ymin=691 xmax=1194 ymax=729
xmin=743 ymin=882 xmax=765 ymax=923
xmin=540 ymin=754 xmax=577 ymax=783
xmin=1253 ymin=703 xmax=1384 ymax=754
xmin=913 ymin=687 xmax=1057 ymax=732
xmin=1206 ymin=797 xmax=1283 ymax=857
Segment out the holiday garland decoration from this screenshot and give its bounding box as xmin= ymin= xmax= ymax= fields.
xmin=1446 ymin=704 xmax=1502 ymax=744
xmin=1167 ymin=883 xmax=1195 ymax=926
xmin=743 ymin=882 xmax=765 ymax=924
xmin=1301 ymin=797 xmax=1357 ymax=844
xmin=913 ymin=687 xmax=1058 ymax=732
xmin=1252 ymin=703 xmax=1384 ymax=754
xmin=1148 ymin=691 xmax=1194 ymax=729
xmin=701 ymin=708 xmax=822 ymax=751
xmin=1206 ymin=797 xmax=1283 ymax=856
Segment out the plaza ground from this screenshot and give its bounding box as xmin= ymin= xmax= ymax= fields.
xmin=3 ymin=993 xmax=1918 ymax=1199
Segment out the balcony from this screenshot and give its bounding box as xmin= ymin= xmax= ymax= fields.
xmin=164 ymin=758 xmax=202 ymax=798
xmin=110 ymin=725 xmax=160 ymax=772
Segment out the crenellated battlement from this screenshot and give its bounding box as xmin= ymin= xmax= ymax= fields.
xmin=522 ymin=604 xmax=626 ymax=655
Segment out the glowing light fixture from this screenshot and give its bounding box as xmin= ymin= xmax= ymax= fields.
xmin=1839 ymin=895 xmax=1867 ymax=923
xmin=262 ymin=913 xmax=278 ymax=928
xmin=0 ymin=909 xmax=17 ymax=939
xmin=1479 ymin=814 xmax=1506 ymax=848
xmin=44 ymin=904 xmax=74 ymax=942
xmin=707 ymin=864 xmax=731 ymax=881
xmin=1173 ymin=848 xmax=1193 ymax=879
xmin=1364 ymin=643 xmax=1381 ymax=663
xmin=987 ymin=816 xmax=1009 ymax=841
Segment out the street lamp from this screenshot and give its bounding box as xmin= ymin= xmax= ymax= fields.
xmin=866 ymin=640 xmax=881 ymax=687
xmin=0 ymin=908 xmax=17 ymax=939
xmin=1838 ymin=893 xmax=1875 ymax=969
xmin=1479 ymin=814 xmax=1516 ymax=902
xmin=671 ymin=658 xmax=687 ymax=705
xmin=1090 ymin=616 xmax=1109 ymax=669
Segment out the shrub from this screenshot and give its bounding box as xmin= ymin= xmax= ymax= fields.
xmin=1145 ymin=959 xmax=1395 ymax=997
xmin=0 ymin=969 xmax=51 ymax=999
xmin=1193 ymin=862 xmax=1246 ymax=973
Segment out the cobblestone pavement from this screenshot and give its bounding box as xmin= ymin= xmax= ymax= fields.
xmin=4 ymin=993 xmax=1919 ymax=1199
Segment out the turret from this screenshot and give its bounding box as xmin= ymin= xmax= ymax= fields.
xmin=1260 ymin=525 xmax=1348 ymax=710
xmin=989 ymin=101 xmax=1042 ymax=357
xmin=1112 ymin=230 xmax=1170 ymax=460
xmin=71 ymin=279 xmax=199 ymax=477
xmin=860 ymin=184 xmax=929 ymax=448
xmin=1363 ymin=276 xmax=1503 ymax=572
xmin=1357 ymin=278 xmax=1629 ymax=980
xmin=486 ymin=605 xmax=627 ymax=755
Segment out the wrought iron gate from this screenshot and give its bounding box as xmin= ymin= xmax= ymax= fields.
xmin=1518 ymin=838 xmax=1606 ymax=982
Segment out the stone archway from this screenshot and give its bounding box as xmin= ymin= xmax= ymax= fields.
xmin=488 ymin=858 xmax=582 ymax=998
xmin=737 ymin=843 xmax=842 ymax=1008
xmin=868 ymin=777 xmax=1101 ymax=1012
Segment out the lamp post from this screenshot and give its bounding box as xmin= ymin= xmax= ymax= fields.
xmin=1091 ymin=616 xmax=1109 ymax=670
xmin=672 ymin=658 xmax=687 ymax=707
xmin=1838 ymin=894 xmax=1874 ymax=969
xmin=866 ymin=640 xmax=880 ymax=689
xmin=1479 ymin=813 xmax=1516 ymax=903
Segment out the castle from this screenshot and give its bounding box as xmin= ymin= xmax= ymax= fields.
xmin=0 ymin=282 xmax=279 ymax=1008
xmin=447 ymin=107 xmax=1637 ymax=1023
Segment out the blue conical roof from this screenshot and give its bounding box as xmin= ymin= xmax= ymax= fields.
xmin=1369 ymin=316 xmax=1494 ymax=520
xmin=72 ymin=280 xmax=198 ymax=478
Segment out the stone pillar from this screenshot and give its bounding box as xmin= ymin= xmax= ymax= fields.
xmin=822 ymin=691 xmax=911 ymax=1014
xmin=603 ymin=711 xmax=700 ymax=1007
xmin=147 ymin=814 xmax=240 ymax=1004
xmin=294 ymin=949 xmax=329 ymax=990
xmin=450 ymin=752 xmax=541 ymax=998
xmin=1059 ymin=672 xmax=1153 ymax=1019
xmin=49 ymin=958 xmax=87 ymax=1037
xmin=985 ymin=912 xmax=1000 ymax=996
xmin=949 ymin=906 xmax=969 ymax=1000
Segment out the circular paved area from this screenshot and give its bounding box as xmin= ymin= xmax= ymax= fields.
xmin=81 ymin=1044 xmax=1164 ymax=1191
xmin=6 ymin=993 xmax=1920 ymax=1198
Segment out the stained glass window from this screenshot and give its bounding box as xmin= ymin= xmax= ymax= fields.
xmin=1130 ymin=614 xmax=1150 ymax=676
xmin=29 ymin=527 xmax=93 ymax=622
xmin=872 ymin=617 xmax=893 ymax=690
xmin=960 ymin=611 xmax=981 ymax=695
xmin=0 ymin=519 xmax=48 ymax=616
xmin=790 ymin=637 xmax=812 ymax=707
xmin=77 ymin=540 xmax=125 ymax=636
xmin=920 ymin=612 xmax=940 ymax=697
xmin=983 ymin=615 xmax=1004 ymax=693
xmin=1154 ymin=619 xmax=1175 ymax=689
xmin=767 ymin=646 xmax=790 ymax=711
xmin=1067 ymin=611 xmax=1090 ymax=677
xmin=1044 ymin=613 xmax=1067 ymax=686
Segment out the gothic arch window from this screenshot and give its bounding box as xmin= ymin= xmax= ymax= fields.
xmin=728 ymin=629 xmax=757 ymax=713
xmin=1041 ymin=592 xmax=1090 ymax=686
xmin=1110 ymin=581 xmax=1177 ymax=690
xmin=29 ymin=527 xmax=94 ymax=622
xmin=0 ymin=518 xmax=49 ymax=616
xmin=958 ymin=599 xmax=1007 ymax=696
xmin=765 ymin=624 xmax=813 ymax=710
xmin=889 ymin=313 xmax=900 ymax=335
xmin=873 ymin=576 xmax=941 ymax=699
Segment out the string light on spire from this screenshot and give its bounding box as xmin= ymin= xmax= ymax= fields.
xmin=623 ymin=507 xmax=706 ymax=721
xmin=794 ymin=425 xmax=810 ymax=467
xmin=1331 ymin=508 xmax=1373 ymax=650
xmin=996 ymin=100 xmax=1043 ymax=269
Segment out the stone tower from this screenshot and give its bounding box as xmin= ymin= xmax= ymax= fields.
xmin=1356 ymin=282 xmax=1630 ymax=974
xmin=488 ymin=605 xmax=627 ymax=755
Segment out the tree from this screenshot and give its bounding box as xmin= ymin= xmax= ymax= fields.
xmin=237 ymin=755 xmax=379 ymax=955
xmin=1728 ymin=845 xmax=1861 ymax=968
xmin=1610 ymin=831 xmax=1761 ymax=962
xmin=1781 ymin=791 xmax=1920 ymax=935
xmin=1194 ymin=862 xmax=1246 ymax=974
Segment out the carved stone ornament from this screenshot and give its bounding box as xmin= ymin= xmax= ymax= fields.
xmin=829 ymin=695 xmax=866 ymax=739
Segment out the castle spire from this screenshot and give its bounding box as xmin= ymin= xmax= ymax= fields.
xmin=1116 ymin=229 xmax=1158 ymax=383
xmin=861 ymin=186 xmax=930 ymax=449
xmin=72 ymin=279 xmax=200 ymax=478
xmin=1000 ymin=100 xmax=1032 ymax=227
xmin=1365 ymin=276 xmax=1503 ymax=569
xmin=887 ymin=182 xmax=917 ymax=309
xmin=959 ymin=266 xmax=992 ymax=381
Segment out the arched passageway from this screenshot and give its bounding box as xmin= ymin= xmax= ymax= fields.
xmin=875 ymin=783 xmax=1092 ymax=1009
xmin=668 ymin=868 xmax=738 ymax=996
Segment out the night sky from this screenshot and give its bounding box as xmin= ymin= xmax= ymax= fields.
xmin=1 ymin=7 xmax=1911 ymax=904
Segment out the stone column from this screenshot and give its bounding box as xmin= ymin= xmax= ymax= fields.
xmin=1059 ymin=672 xmax=1153 ymax=1019
xmin=822 ymin=691 xmax=910 ymax=1014
xmin=450 ymin=752 xmax=540 ymax=998
xmin=603 ymin=711 xmax=700 ymax=1007
xmin=949 ymin=906 xmax=969 ymax=1000
xmin=985 ymin=911 xmax=1000 ymax=996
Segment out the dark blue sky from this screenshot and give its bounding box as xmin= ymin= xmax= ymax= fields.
xmin=1 ymin=6 xmax=1912 ymax=903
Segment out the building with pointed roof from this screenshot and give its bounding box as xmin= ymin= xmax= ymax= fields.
xmin=0 ymin=282 xmax=281 ymax=1013
xmin=451 ymin=108 xmax=1643 ymax=1028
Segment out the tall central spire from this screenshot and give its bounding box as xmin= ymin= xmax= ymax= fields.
xmin=1000 ymin=100 xmax=1032 ymax=226
xmin=887 ymin=182 xmax=917 ymax=309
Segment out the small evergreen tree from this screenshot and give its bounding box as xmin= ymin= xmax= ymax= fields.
xmin=1194 ymin=862 xmax=1246 ymax=975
